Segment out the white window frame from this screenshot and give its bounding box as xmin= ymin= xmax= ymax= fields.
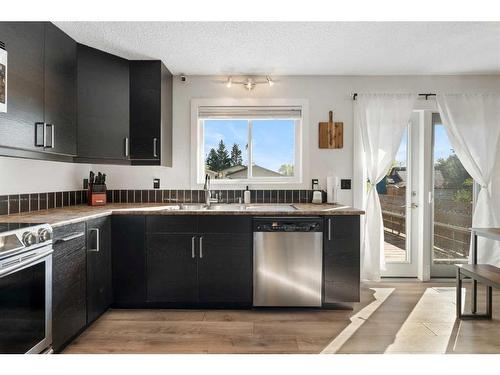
xmin=191 ymin=98 xmax=308 ymax=186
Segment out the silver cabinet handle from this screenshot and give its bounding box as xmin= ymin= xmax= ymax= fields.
xmin=49 ymin=124 xmax=55 ymax=149
xmin=88 ymin=228 xmax=100 ymax=252
xmin=153 ymin=138 xmax=158 ymax=157
xmin=54 ymin=231 xmax=85 ymax=243
xmin=328 ymin=218 xmax=332 ymax=241
xmin=191 ymin=236 xmax=195 ymax=258
xmin=35 ymin=122 xmax=45 ymax=147
xmin=199 ymin=236 xmax=203 ymax=258
xmin=124 ymin=137 xmax=129 ymax=157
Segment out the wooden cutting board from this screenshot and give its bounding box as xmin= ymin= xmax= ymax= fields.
xmin=319 ymin=111 xmax=343 ymax=149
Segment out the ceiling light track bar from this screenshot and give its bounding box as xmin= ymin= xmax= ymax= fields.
xmin=351 ymin=93 xmax=436 ymax=100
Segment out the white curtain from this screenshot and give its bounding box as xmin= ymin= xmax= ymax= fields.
xmin=437 ymin=94 xmax=500 ymax=265
xmin=356 ymin=94 xmax=417 ymax=281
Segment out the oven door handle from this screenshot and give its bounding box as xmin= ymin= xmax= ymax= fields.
xmin=0 ymin=249 xmax=53 ymax=278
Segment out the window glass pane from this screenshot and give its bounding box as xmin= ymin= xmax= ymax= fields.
xmin=203 ymin=119 xmax=248 ymax=179
xmin=433 ymin=117 xmax=473 ymax=265
xmin=252 ymin=119 xmax=295 ymax=178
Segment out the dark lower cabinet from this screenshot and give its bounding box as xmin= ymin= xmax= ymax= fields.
xmin=147 ymin=234 xmax=198 ymax=303
xmin=145 ymin=216 xmax=253 ymax=306
xmin=86 ymin=217 xmax=112 ymax=324
xmin=52 ymin=222 xmax=87 ymax=352
xmin=111 ymin=216 xmax=146 ymax=306
xmin=198 ymin=233 xmax=252 ymax=304
xmin=323 ymin=216 xmax=360 ymax=304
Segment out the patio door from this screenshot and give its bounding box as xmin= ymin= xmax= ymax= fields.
xmin=381 ymin=115 xmax=419 ymax=277
xmin=430 ymin=113 xmax=474 ymax=277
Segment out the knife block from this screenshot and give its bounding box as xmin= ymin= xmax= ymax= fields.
xmin=88 ymin=183 xmax=107 ymax=206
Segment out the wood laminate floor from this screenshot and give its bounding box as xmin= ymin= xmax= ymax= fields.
xmin=64 ymin=281 xmax=500 ymax=354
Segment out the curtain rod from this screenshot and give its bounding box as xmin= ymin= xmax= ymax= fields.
xmin=351 ymin=93 xmax=436 ymax=100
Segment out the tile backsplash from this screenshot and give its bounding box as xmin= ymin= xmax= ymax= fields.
xmin=0 ymin=189 xmax=320 ymax=216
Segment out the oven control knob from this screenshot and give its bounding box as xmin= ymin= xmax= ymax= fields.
xmin=22 ymin=232 xmax=37 ymax=247
xmin=38 ymin=228 xmax=52 ymax=242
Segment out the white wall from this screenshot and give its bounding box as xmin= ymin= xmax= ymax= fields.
xmin=2 ymin=74 xmax=500 ymax=204
xmin=0 ymin=156 xmax=91 ymax=195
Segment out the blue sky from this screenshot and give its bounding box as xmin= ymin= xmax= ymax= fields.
xmin=394 ymin=123 xmax=455 ymax=166
xmin=204 ymin=119 xmax=295 ymax=172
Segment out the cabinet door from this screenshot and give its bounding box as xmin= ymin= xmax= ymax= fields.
xmin=198 ymin=233 xmax=252 ymax=304
xmin=86 ymin=216 xmax=112 ymax=324
xmin=129 ymin=61 xmax=161 ymax=161
xmin=323 ymin=216 xmax=360 ymax=303
xmin=111 ymin=216 xmax=146 ymax=305
xmin=44 ymin=23 xmax=77 ymax=156
xmin=77 ymin=44 xmax=129 ymax=162
xmin=52 ymin=222 xmax=87 ymax=352
xmin=0 ymin=22 xmax=44 ymax=151
xmin=146 ymin=234 xmax=198 ymax=303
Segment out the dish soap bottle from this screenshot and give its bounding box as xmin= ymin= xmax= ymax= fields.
xmin=244 ymin=186 xmax=251 ymax=204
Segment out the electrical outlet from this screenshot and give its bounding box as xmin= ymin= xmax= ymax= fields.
xmin=153 ymin=178 xmax=160 ymax=189
xmin=340 ymin=179 xmax=351 ymax=190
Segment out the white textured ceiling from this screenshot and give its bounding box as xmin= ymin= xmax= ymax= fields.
xmin=54 ymin=22 xmax=500 ymax=75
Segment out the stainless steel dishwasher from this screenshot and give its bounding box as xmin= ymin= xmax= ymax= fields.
xmin=253 ymin=217 xmax=323 ymax=307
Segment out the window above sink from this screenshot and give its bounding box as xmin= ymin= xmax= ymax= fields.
xmin=191 ymin=99 xmax=307 ymax=186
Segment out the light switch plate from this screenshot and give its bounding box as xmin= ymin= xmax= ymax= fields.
xmin=340 ymin=179 xmax=351 ymax=190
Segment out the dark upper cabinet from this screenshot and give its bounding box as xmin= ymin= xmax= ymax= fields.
xmin=86 ymin=216 xmax=112 ymax=324
xmin=129 ymin=61 xmax=172 ymax=166
xmin=52 ymin=222 xmax=87 ymax=352
xmin=111 ymin=216 xmax=146 ymax=306
xmin=0 ymin=22 xmax=77 ymax=159
xmin=147 ymin=234 xmax=198 ymax=303
xmin=323 ymin=216 xmax=360 ymax=304
xmin=197 ymin=233 xmax=252 ymax=304
xmin=0 ymin=22 xmax=45 ymax=151
xmin=44 ymin=23 xmax=77 ymax=156
xmin=76 ymin=44 xmax=130 ymax=163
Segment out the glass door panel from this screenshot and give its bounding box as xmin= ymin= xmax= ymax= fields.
xmin=381 ymin=127 xmax=409 ymax=264
xmin=431 ymin=113 xmax=473 ymax=276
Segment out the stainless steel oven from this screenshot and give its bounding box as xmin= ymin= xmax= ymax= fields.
xmin=0 ymin=224 xmax=53 ymax=354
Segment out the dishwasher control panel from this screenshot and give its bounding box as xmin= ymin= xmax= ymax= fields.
xmin=253 ymin=217 xmax=323 ymax=232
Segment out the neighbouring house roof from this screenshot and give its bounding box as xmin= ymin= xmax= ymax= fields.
xmin=206 ymin=164 xmax=283 ymax=179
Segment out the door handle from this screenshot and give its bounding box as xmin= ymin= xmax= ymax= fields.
xmin=199 ymin=236 xmax=203 ymax=258
xmin=88 ymin=228 xmax=100 ymax=252
xmin=191 ymin=236 xmax=195 ymax=258
xmin=153 ymin=138 xmax=158 ymax=158
xmin=328 ymin=218 xmax=332 ymax=241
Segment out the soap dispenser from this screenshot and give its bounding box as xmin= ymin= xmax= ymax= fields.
xmin=244 ymin=186 xmax=251 ymax=204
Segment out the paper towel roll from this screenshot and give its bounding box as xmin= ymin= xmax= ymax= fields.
xmin=327 ymin=176 xmax=339 ymax=203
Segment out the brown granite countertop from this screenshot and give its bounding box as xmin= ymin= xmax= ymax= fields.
xmin=0 ymin=203 xmax=364 ymax=227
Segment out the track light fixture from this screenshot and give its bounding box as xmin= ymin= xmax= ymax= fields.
xmin=224 ymin=76 xmax=275 ymax=90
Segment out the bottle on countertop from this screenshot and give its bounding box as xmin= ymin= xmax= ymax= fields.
xmin=244 ymin=186 xmax=251 ymax=204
